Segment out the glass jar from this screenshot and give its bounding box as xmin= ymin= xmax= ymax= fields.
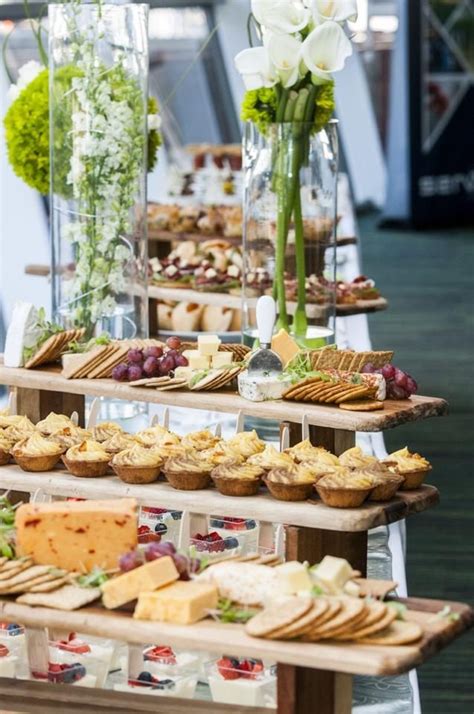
xmin=49 ymin=3 xmax=149 ymax=340
xmin=242 ymin=120 xmax=338 ymax=348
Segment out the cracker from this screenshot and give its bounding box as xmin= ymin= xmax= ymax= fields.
xmin=27 ymin=575 xmax=71 ymax=593
xmin=87 ymin=345 xmax=123 ymax=378
xmin=0 ymin=565 xmax=53 ymax=590
xmin=0 ymin=559 xmax=33 ymax=580
xmin=268 ymin=599 xmax=329 ymax=640
xmin=369 ymin=351 xmax=394 ymax=369
xmin=354 ymin=578 xmax=398 ymax=600
xmin=156 ymin=383 xmax=187 ymax=391
xmin=2 ymin=573 xmax=62 ymax=594
xmin=16 ymin=585 xmax=101 ymax=610
xmin=317 ymin=350 xmax=342 ymax=370
xmin=308 ymin=597 xmax=366 ymax=640
xmin=301 ymin=599 xmax=343 ymax=640
xmin=129 ymin=377 xmax=173 ymax=387
xmin=339 ymin=400 xmax=384 ymax=411
xmin=0 ymin=557 xmax=7 ymax=569
xmin=356 ymin=619 xmax=423 ymax=646
xmin=73 ymin=346 xmax=110 ymax=379
xmin=348 ymin=608 xmax=397 ymax=640
xmin=246 ymin=597 xmax=313 ymax=638
xmin=25 ymin=333 xmax=61 ymax=369
xmin=333 ymin=601 xmax=388 ymax=640
xmin=336 ymin=387 xmax=371 ymax=404
xmin=325 ymin=386 xmax=357 ymax=403
xmin=339 ymin=352 xmax=355 ymax=370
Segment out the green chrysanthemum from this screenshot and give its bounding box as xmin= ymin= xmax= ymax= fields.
xmin=313 ymin=82 xmax=335 ymax=133
xmin=241 ymin=87 xmax=278 ymax=134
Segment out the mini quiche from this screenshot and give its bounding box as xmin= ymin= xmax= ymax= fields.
xmin=315 ymin=469 xmax=376 ymax=508
xmin=4 ymin=416 xmax=36 ymax=444
xmin=63 ymin=439 xmax=111 ymax=478
xmin=181 ymin=429 xmax=221 ymax=452
xmin=247 ymin=444 xmax=295 ymax=472
xmin=0 ymin=431 xmax=13 ymax=466
xmin=135 ymin=425 xmax=181 ymax=449
xmin=211 ymin=461 xmax=264 ymax=497
xmin=92 ymin=421 xmax=124 ymax=443
xmin=383 ymin=447 xmax=432 ymax=490
xmin=339 ymin=446 xmax=379 ymax=469
xmin=48 ymin=425 xmax=93 ymax=450
xmin=163 ymin=450 xmax=214 ymax=490
xmin=285 ymin=439 xmax=340 ymax=466
xmin=12 ymin=432 xmax=63 ymax=472
xmin=111 ymin=444 xmax=162 ymax=484
xmin=265 ymin=463 xmax=317 ymax=502
xmin=36 ymin=411 xmax=74 ymax=436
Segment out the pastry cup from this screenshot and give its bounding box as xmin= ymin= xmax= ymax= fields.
xmin=315 ymin=483 xmax=372 ymax=508
xmin=265 ymin=477 xmax=313 ymax=502
xmin=0 ymin=449 xmax=11 ymax=466
xmin=112 ymin=463 xmax=160 ymax=484
xmin=398 ymin=466 xmax=432 ymax=490
xmin=212 ymin=474 xmax=261 ymax=497
xmin=62 ymin=455 xmax=110 ymax=478
xmin=13 ymin=452 xmax=62 ymax=473
xmin=163 ymin=469 xmax=211 ymax=491
xmin=369 ymin=475 xmax=404 ymax=501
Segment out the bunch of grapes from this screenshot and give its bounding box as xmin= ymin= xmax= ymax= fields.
xmin=112 ymin=337 xmax=188 ymax=382
xmin=362 ymin=363 xmax=418 ymax=400
xmin=118 ymin=541 xmax=193 ymax=581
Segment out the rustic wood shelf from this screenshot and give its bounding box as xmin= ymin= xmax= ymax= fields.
xmin=0 ymin=597 xmax=471 ymax=677
xmin=0 ymin=464 xmax=439 ymax=533
xmin=0 ymin=362 xmax=448 ymax=433
xmin=147 ymin=229 xmax=358 ymax=248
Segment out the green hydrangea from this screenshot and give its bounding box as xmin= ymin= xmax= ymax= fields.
xmin=313 ymin=81 xmax=335 ymax=133
xmin=4 ymin=66 xmax=161 ymax=196
xmin=241 ymin=87 xmax=278 ymax=134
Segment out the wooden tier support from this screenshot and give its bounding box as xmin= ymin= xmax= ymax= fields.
xmin=277 ymin=668 xmax=352 ymax=714
xmin=16 ymin=388 xmax=85 ymax=427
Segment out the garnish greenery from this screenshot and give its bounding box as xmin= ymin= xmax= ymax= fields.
xmin=77 ymin=567 xmax=109 ymax=588
xmin=0 ymin=495 xmax=17 ymax=558
xmin=67 ymin=333 xmax=111 ymax=354
xmin=22 ymin=307 xmax=63 ymax=363
xmin=435 ymin=605 xmax=460 ymax=623
xmin=386 ymin=602 xmax=407 ymax=620
xmin=216 ymin=598 xmax=258 ymax=624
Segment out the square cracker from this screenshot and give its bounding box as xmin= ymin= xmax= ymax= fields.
xmin=16 ymin=585 xmax=101 ymax=610
xmin=339 ymin=351 xmax=356 ymax=370
xmin=0 ymin=565 xmax=52 ymax=590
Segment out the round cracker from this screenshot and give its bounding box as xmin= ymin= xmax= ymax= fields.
xmin=301 ymin=599 xmax=343 ymax=641
xmin=339 ymin=400 xmax=385 ymax=411
xmin=337 ymin=604 xmax=397 ymax=641
xmin=267 ymin=599 xmax=330 ymax=640
xmin=246 ymin=597 xmax=313 ymax=638
xmin=356 ymin=619 xmax=423 ymax=646
xmin=308 ymin=597 xmax=366 ymax=640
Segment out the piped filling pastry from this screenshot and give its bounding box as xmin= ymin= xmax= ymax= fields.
xmin=135 ymin=425 xmax=181 ymax=448
xmin=286 ymin=439 xmax=339 ymax=465
xmin=112 ymin=444 xmax=162 ymax=468
xmin=384 ymin=447 xmax=431 ymax=473
xmin=48 ymin=426 xmax=92 ymax=449
xmin=247 ymin=445 xmax=294 ymax=470
xmin=212 ymin=460 xmax=264 ymax=481
xmin=101 ymin=432 xmax=138 ymax=454
xmin=339 ymin=446 xmax=378 ymax=469
xmin=13 ymin=432 xmax=63 ymax=457
xmin=36 ymin=412 xmax=74 ymax=436
xmin=92 ymin=422 xmax=124 ymax=442
xmin=65 ymin=440 xmax=110 ymax=463
xmin=181 ymin=429 xmax=221 ymax=452
xmin=225 ymin=430 xmax=265 ymax=458
xmin=164 ymin=451 xmax=214 ymax=475
xmin=4 ymin=416 xmax=36 ymax=443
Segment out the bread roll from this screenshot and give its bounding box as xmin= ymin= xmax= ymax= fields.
xmin=201 ymin=305 xmax=233 ymax=333
xmin=172 ymin=302 xmax=204 ymax=332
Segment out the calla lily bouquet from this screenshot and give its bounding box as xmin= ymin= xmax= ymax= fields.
xmin=235 ymin=0 xmax=356 ymax=336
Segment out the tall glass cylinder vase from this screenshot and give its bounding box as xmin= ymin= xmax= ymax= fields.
xmin=242 ymin=120 xmax=338 ymax=348
xmin=49 ymin=3 xmax=149 ymax=341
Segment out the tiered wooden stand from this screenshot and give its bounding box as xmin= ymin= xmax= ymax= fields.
xmin=0 ymin=362 xmax=471 ymax=714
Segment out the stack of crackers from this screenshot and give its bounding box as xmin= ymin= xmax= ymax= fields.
xmin=303 ymin=348 xmax=394 ymax=372
xmin=61 ymin=339 xmax=166 ymax=380
xmin=190 ymin=365 xmax=243 ymax=392
xmin=0 ymin=556 xmax=100 ymax=611
xmin=25 ymin=329 xmax=85 ymax=369
xmin=246 ymin=594 xmax=423 ymax=646
xmin=283 ymin=377 xmax=376 ymax=407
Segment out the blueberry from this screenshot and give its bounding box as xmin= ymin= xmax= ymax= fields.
xmin=138 ymin=671 xmax=154 ymax=684
xmin=247 ymin=520 xmax=257 ymax=529
xmin=7 ymin=623 xmax=20 ymax=635
xmin=154 ymin=679 xmax=175 ymax=690
xmin=211 ymin=518 xmax=225 ymax=528
xmin=154 ymin=523 xmax=168 ymax=534
xmin=229 ymin=657 xmax=240 ymax=668
xmin=170 ymin=511 xmax=181 ymax=521
xmin=225 ymin=537 xmax=239 ymax=549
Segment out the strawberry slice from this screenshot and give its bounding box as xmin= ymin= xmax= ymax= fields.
xmin=217 ymin=657 xmax=240 ymax=680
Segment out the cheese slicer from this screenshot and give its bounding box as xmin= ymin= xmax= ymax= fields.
xmin=247 ymin=296 xmax=283 ymax=375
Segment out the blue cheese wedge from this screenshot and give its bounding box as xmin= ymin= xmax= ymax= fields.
xmin=4 ymin=302 xmax=40 ymax=367
xmin=238 ymin=370 xmax=293 ymax=402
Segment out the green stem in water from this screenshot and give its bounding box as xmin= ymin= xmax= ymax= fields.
xmin=291 ymin=177 xmax=308 ymax=336
xmin=274 ymin=145 xmax=290 ymax=331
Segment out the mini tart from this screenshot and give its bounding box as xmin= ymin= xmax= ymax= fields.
xmin=0 ymin=432 xmax=13 ymax=465
xmin=383 ymin=447 xmax=432 ymax=490
xmin=48 ymin=426 xmax=92 ymax=450
xmin=4 ymin=416 xmax=36 ymax=444
xmin=339 ymin=446 xmax=379 ymax=469
xmin=225 ymin=430 xmax=265 ymax=459
xmin=63 ymin=440 xmax=111 ymax=477
xmin=12 ymin=433 xmax=63 ymax=472
xmin=211 ymin=460 xmax=263 ymax=497
xmin=92 ymin=421 xmax=124 ymax=443
xmin=200 ymin=442 xmax=244 ymax=466
xmin=265 ymin=466 xmax=315 ymax=502
xmin=36 ymin=411 xmax=74 ymax=436
xmin=181 ymin=429 xmax=221 ymax=452
xmin=163 ymin=451 xmax=214 ymax=490
xmin=0 ymin=414 xmax=32 ymax=429
xmin=315 ymin=470 xmax=375 ymax=508
xmin=101 ymin=432 xmax=138 ymax=455
xmin=285 ymin=439 xmax=340 ymax=465
xmin=135 ymin=425 xmax=181 ymax=449
xmin=368 ymin=468 xmax=405 ymax=501
xmin=247 ymin=445 xmax=295 ymax=472
xmin=111 ymin=444 xmax=162 ymax=484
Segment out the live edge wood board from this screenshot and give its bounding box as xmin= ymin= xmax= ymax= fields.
xmin=0 ymin=464 xmax=439 ymax=533
xmin=0 ymin=362 xmax=448 ymax=432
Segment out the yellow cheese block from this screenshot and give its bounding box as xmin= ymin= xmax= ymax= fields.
xmin=101 ymin=556 xmax=179 ymax=609
xmin=134 ymin=581 xmax=218 ymax=624
xmin=182 ymin=350 xmax=210 ymax=370
xmin=211 ymin=352 xmax=233 ymax=368
xmin=15 ymin=499 xmax=137 ymax=572
xmin=198 ymin=334 xmax=221 ymax=356
xmin=271 ymin=329 xmax=300 ymax=367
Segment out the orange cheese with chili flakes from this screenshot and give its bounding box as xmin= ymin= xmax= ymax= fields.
xmin=15 ymin=499 xmax=138 ymax=572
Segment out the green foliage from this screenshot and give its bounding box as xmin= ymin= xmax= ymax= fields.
xmin=241 ymin=87 xmax=278 ymax=134
xmin=313 ymin=81 xmax=335 ymax=133
xmin=4 ymin=66 xmax=161 ymax=196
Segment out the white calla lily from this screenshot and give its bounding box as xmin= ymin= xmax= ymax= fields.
xmin=234 ymin=47 xmax=277 ymax=90
xmin=252 ymin=0 xmax=310 ymax=34
xmin=266 ymin=33 xmax=302 ymax=88
xmin=301 ymin=20 xmax=352 ymax=80
xmin=311 ymin=0 xmax=358 ymax=24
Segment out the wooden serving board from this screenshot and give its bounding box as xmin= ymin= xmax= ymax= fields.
xmin=147 ymin=229 xmax=357 ymax=247
xmin=0 ymin=464 xmax=439 ymax=532
xmin=0 ymin=362 xmax=448 ymax=432
xmin=0 ymin=597 xmax=471 ymax=677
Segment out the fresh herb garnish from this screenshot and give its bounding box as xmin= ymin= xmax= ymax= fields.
xmin=67 ymin=333 xmax=111 ymax=354
xmin=23 ymin=307 xmax=63 ymax=363
xmin=216 ymin=598 xmax=258 ymax=624
xmin=434 ymin=605 xmax=460 ymax=623
xmin=311 ymin=585 xmax=324 ymax=596
xmin=77 ymin=567 xmax=109 ymax=588
xmin=386 ymin=602 xmax=407 ymax=620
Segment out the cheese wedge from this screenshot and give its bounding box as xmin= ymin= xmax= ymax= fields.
xmin=182 ymin=350 xmax=210 ymax=370
xmin=101 ymin=556 xmax=179 ymax=609
xmin=134 ymin=581 xmax=218 ymax=624
xmin=197 ymin=334 xmax=221 ymax=356
xmin=271 ymin=329 xmax=300 ymax=367
xmin=311 ymin=555 xmax=353 ymax=595
xmin=15 ymin=499 xmax=137 ymax=572
xmin=274 ymin=561 xmax=313 ymax=595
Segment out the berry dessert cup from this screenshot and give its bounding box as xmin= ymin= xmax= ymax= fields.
xmin=206 ymin=657 xmax=276 ymax=707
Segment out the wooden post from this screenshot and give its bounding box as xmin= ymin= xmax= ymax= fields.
xmin=16 ymin=387 xmax=85 ymax=427
xmin=277 ymin=667 xmax=352 ymax=714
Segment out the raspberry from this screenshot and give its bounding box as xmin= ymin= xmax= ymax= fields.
xmin=217 ymin=657 xmax=240 ymax=680
xmin=0 ymin=644 xmax=9 ymax=657
xmin=239 ymin=660 xmax=253 ymax=678
xmin=208 ymin=531 xmax=222 ymax=542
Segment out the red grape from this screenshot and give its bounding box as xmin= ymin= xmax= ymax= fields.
xmin=406 ymin=376 xmax=418 ymax=395
xmin=389 ymin=384 xmax=409 ymax=400
xmin=361 ymin=362 xmax=375 ymax=373
xmin=144 ymin=541 xmax=176 ymax=562
xmin=127 ymin=364 xmax=143 ymax=382
xmin=381 ymin=364 xmax=396 ymax=380
xmin=143 ymin=356 xmax=160 ymax=377
xmin=143 ymin=346 xmax=163 ymax=359
xmin=119 ymin=550 xmax=143 ymax=572
xmin=159 ymin=355 xmax=175 ymax=375
xmin=127 ymin=348 xmax=143 ymax=364
xmin=394 ymin=369 xmax=408 ymax=388
xmin=166 ymin=336 xmax=181 ymax=350
xmin=112 ymin=363 xmax=129 ymax=382
xmin=175 ymin=354 xmax=189 ymax=367
xmin=172 ymin=553 xmax=190 ymax=580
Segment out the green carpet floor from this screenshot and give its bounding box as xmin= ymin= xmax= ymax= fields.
xmin=359 ymin=213 xmax=474 ymax=713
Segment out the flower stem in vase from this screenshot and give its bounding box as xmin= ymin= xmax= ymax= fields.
xmin=274 ymin=145 xmax=290 ymax=331
xmin=291 ymin=178 xmax=308 ymax=337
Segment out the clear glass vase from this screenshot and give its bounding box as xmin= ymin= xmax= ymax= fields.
xmin=49 ymin=3 xmax=149 ymax=340
xmin=242 ymin=120 xmax=338 ymax=349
